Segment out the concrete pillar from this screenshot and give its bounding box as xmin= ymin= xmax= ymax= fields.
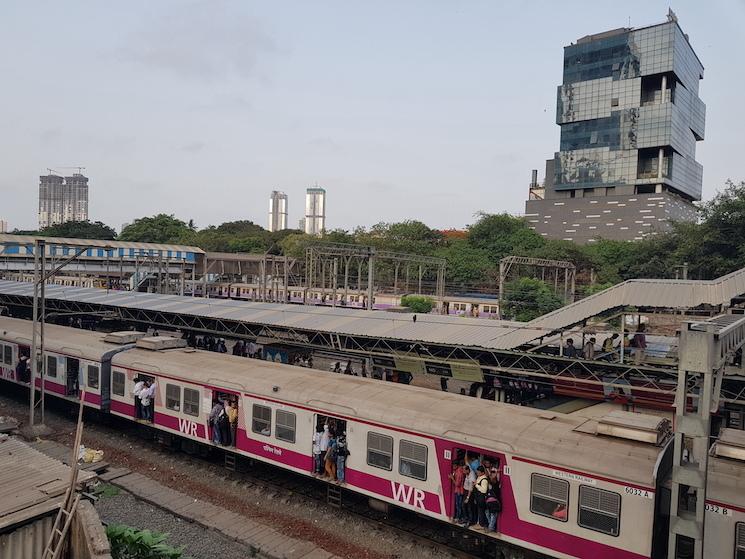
xmin=658 ymin=147 xmax=665 ymax=179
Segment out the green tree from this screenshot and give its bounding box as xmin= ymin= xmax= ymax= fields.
xmin=39 ymin=220 xmax=117 ymax=240
xmin=358 ymin=221 xmax=442 ymax=254
xmin=435 ymin=239 xmax=496 ymax=287
xmin=400 ymin=294 xmax=435 ymax=313
xmin=502 ymin=277 xmax=564 ymax=322
xmin=278 ymin=233 xmax=317 ymax=258
xmin=467 ymin=213 xmax=545 ymax=261
xmin=119 ymin=214 xmax=193 ymax=244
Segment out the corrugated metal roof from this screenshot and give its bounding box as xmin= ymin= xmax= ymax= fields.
xmin=3 ymin=263 xmax=745 ymax=351
xmin=0 ymin=437 xmax=96 ymax=532
xmin=0 ymin=234 xmax=204 ymax=255
xmin=0 ymin=280 xmax=525 ymax=350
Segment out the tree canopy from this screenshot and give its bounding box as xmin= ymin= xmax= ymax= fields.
xmin=119 ymin=214 xmax=193 ymax=244
xmin=39 ymin=220 xmax=117 ymax=240
xmin=501 ymin=277 xmax=564 ymax=322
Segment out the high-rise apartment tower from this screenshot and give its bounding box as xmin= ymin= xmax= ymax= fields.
xmin=304 ymin=187 xmax=326 ymax=235
xmin=525 ymin=12 xmax=705 ymax=243
xmin=0 ymin=220 xmax=7 ymax=233
xmin=268 ymin=190 xmax=288 ymax=232
xmin=38 ymin=172 xmax=89 ymax=229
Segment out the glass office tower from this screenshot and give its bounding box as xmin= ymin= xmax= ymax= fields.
xmin=526 ymin=14 xmax=705 ymax=243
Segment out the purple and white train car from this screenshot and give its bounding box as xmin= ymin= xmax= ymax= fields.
xmin=1 ymin=316 xmax=744 ymax=559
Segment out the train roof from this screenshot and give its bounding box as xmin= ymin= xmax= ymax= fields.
xmin=0 ymin=317 xmax=122 ymax=361
xmin=0 ymin=316 xmax=680 ymax=488
xmin=112 ymin=345 xmax=666 ymax=488
xmin=708 ymin=455 xmax=745 ymax=507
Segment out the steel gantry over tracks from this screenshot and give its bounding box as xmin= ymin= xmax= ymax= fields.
xmin=3 ymin=279 xmax=744 ymax=406
xmin=668 ymin=312 xmax=745 ymax=558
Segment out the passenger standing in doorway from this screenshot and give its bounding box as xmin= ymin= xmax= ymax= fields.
xmin=217 ymin=401 xmax=231 ymax=445
xmin=468 ymin=453 xmax=480 ymax=475
xmin=449 ymin=461 xmax=466 ymax=523
xmin=209 ymin=400 xmax=225 ymax=444
xmin=336 ymin=431 xmax=348 ymax=483
xmin=139 ymin=381 xmax=153 ymax=421
xmin=324 ymin=430 xmax=337 ymax=480
xmin=474 ymin=466 xmax=489 ymax=530
xmin=461 ymin=464 xmax=476 ymax=527
xmin=486 ymin=467 xmax=502 ymax=532
xmin=226 ymin=400 xmax=238 ymax=446
xmin=15 ymin=355 xmax=29 ymax=383
xmin=132 ymin=377 xmax=145 ymax=419
xmin=312 ymin=427 xmax=323 ymax=474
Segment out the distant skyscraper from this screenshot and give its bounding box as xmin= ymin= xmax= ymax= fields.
xmin=304 ymin=187 xmax=326 ymax=236
xmin=525 ymin=13 xmax=704 ymax=243
xmin=0 ymin=219 xmax=7 ymax=233
xmin=38 ymin=172 xmax=89 ymax=229
xmin=268 ymin=190 xmax=288 ymax=232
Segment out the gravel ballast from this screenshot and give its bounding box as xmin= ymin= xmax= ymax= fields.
xmin=95 ymin=489 xmax=261 ymax=559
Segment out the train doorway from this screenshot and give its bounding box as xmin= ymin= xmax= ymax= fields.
xmin=133 ymin=374 xmax=155 ymax=422
xmin=210 ymin=391 xmax=239 ymax=446
xmin=312 ymin=414 xmax=348 ymax=479
xmin=66 ymin=357 xmax=80 ymax=396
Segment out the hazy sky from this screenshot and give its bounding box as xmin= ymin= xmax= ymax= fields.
xmin=2 ymin=1 xmax=743 ymax=232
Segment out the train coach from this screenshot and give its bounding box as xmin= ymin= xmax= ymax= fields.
xmin=0 ymin=316 xmax=743 ymax=559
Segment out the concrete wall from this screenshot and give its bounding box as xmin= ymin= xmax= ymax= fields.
xmin=69 ymin=500 xmax=112 ymax=559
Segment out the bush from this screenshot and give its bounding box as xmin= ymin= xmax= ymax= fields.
xmin=400 ymin=294 xmax=435 ymax=313
xmin=106 ymin=524 xmax=183 ymax=559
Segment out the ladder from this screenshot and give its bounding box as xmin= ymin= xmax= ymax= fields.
xmin=327 ymin=484 xmax=342 ymax=508
xmin=42 ymin=390 xmax=86 ymax=559
xmin=224 ymin=451 xmax=237 ymax=472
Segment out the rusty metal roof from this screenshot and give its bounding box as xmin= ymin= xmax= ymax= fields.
xmin=0 ymin=437 xmax=96 ymax=531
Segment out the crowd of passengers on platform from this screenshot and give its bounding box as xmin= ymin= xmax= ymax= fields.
xmin=450 ymin=451 xmax=503 ymax=532
xmin=561 ymin=324 xmax=648 ymax=363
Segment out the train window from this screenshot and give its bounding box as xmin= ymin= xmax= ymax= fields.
xmin=46 ymin=355 xmax=57 ymax=378
xmin=399 ymin=440 xmax=427 ymax=481
xmin=578 ymin=485 xmax=621 ymax=536
xmin=3 ymin=345 xmax=11 ymax=365
xmin=530 ymin=474 xmax=569 ymax=522
xmin=367 ymin=432 xmax=393 ymax=471
xmin=165 ymin=384 xmax=181 ymax=411
xmin=87 ymin=365 xmax=99 ymax=389
xmin=112 ymin=371 xmax=125 ymax=396
xmin=736 ymin=522 xmax=745 ymax=559
xmin=183 ymin=388 xmax=200 ymax=417
xmin=252 ymin=404 xmax=272 ymax=436
xmin=275 ymin=410 xmax=296 ymax=443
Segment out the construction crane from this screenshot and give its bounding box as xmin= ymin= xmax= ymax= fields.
xmin=45 ymin=166 xmax=86 ymax=176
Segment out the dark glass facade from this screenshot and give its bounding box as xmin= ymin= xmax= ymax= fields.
xmin=552 ymin=20 xmax=705 ymax=201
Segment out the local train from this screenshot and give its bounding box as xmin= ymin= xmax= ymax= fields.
xmin=0 ymin=316 xmax=743 ymax=559
xmin=185 ymin=280 xmax=501 ymax=318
